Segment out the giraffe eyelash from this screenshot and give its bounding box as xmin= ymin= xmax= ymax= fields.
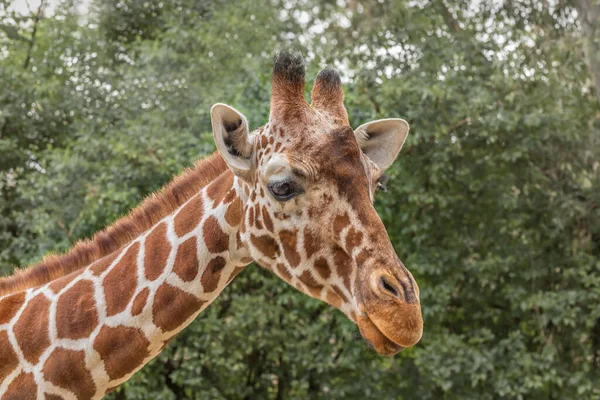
xmin=376 ymin=174 xmax=390 ymax=193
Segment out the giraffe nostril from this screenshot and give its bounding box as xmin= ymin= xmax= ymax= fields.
xmin=379 ymin=276 xmax=401 ymax=299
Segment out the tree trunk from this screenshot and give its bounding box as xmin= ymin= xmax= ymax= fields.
xmin=574 ymin=0 xmax=600 ymax=104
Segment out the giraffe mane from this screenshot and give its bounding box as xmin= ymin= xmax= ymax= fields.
xmin=0 ymin=152 xmax=228 ymax=297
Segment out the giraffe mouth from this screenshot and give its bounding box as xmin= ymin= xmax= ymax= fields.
xmin=356 ymin=313 xmax=405 ymax=356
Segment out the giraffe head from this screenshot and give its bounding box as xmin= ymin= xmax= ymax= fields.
xmin=211 ymin=52 xmax=422 ymax=355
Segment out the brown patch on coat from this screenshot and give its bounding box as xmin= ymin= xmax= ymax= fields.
xmin=0 ymin=331 xmax=19 ymax=383
xmin=206 ymin=171 xmax=234 ymax=205
xmin=48 ymin=269 xmax=82 ymax=294
xmin=345 ymin=227 xmax=363 ymax=250
xmin=252 ymin=204 xmax=262 ymax=229
xmin=333 ymin=212 xmax=351 ymax=240
xmin=275 ymin=263 xmax=292 ymax=281
xmin=0 ymin=291 xmax=26 ymax=324
xmin=201 ymin=256 xmax=226 ymax=293
xmin=90 ymin=251 xmax=119 ymax=277
xmin=152 ymin=283 xmax=205 ymax=332
xmin=333 ymin=247 xmax=353 ymax=291
xmin=131 ymin=288 xmax=150 ymax=316
xmin=303 ymin=228 xmax=319 ymax=259
xmin=253 ymin=205 xmax=263 ymax=230
xmin=225 ymin=197 xmax=243 ymax=227
xmin=104 ymin=242 xmax=139 ymax=316
xmin=354 ymin=249 xmax=370 ymax=266
xmin=279 ymin=229 xmax=301 ymax=268
xmin=299 ymin=270 xmax=323 ymax=290
xmin=332 ymin=285 xmax=349 ymax=303
xmin=3 ymin=372 xmax=37 ymax=399
xmin=43 ymin=348 xmax=96 ymax=399
xmin=144 ymin=223 xmax=170 ymax=281
xmin=325 ymin=290 xmax=343 ymax=308
xmin=261 ymin=206 xmax=274 ymax=232
xmin=56 ymin=280 xmax=98 ymax=339
xmin=314 ymin=257 xmax=331 ymax=280
xmin=250 ymin=234 xmax=280 ymax=259
xmin=45 ymin=394 xmax=65 ymax=400
xmin=236 ymin=231 xmax=244 ymax=251
xmin=203 ymin=216 xmax=229 ymax=254
xmin=174 ymin=195 xmax=204 ymax=237
xmin=173 ymin=237 xmax=199 ymax=282
xmin=248 ymin=206 xmax=255 ymax=227
xmin=0 ymin=153 xmax=227 ymax=296
xmin=13 ymin=294 xmax=50 ymax=364
xmin=93 ymin=325 xmax=150 ymax=381
xmin=222 ymin=189 xmax=236 ymax=204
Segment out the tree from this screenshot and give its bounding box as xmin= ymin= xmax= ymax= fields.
xmin=574 ymin=0 xmax=600 ymax=103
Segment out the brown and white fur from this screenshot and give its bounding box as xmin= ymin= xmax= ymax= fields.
xmin=0 ymin=52 xmax=422 ymax=399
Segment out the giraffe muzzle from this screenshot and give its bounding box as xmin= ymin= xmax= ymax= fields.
xmin=356 ymin=259 xmax=423 ymax=353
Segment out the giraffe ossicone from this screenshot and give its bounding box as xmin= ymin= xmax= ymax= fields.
xmin=0 ymin=51 xmax=422 ymax=399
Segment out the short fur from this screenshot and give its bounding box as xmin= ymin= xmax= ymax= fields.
xmin=0 ymin=152 xmax=227 ymax=296
xmin=311 ymin=66 xmax=348 ymax=125
xmin=270 ymin=51 xmax=309 ymax=123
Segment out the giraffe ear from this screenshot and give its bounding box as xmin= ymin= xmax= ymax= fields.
xmin=354 ymin=118 xmax=409 ymax=171
xmin=211 ymin=103 xmax=254 ymax=179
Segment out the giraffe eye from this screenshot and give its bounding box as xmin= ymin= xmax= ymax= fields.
xmin=268 ymin=179 xmax=302 ymax=202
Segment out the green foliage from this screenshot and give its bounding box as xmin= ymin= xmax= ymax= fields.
xmin=0 ymin=0 xmax=598 ymax=398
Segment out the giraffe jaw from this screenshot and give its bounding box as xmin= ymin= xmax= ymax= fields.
xmin=357 ymin=313 xmax=406 ymax=356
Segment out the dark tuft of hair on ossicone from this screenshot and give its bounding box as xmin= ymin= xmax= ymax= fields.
xmin=272 ymin=51 xmax=306 ymax=83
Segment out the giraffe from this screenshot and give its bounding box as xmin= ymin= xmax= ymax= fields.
xmin=0 ymin=52 xmax=423 ymax=399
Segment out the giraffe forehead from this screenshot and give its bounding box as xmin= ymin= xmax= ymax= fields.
xmin=257 ymin=125 xmax=365 ymax=179
xmin=260 ymin=153 xmax=292 ymax=179
xmin=258 ymin=109 xmax=338 ymax=148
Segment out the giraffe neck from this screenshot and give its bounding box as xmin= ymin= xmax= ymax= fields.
xmin=0 ymin=170 xmax=253 ymax=399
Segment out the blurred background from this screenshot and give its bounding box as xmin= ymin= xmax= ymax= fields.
xmin=1 ymin=0 xmax=599 ymax=398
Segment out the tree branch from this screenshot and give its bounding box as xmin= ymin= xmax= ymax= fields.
xmin=163 ymin=356 xmax=189 ymax=399
xmin=23 ymin=0 xmax=46 ymax=69
xmin=438 ymin=0 xmax=462 ymax=33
